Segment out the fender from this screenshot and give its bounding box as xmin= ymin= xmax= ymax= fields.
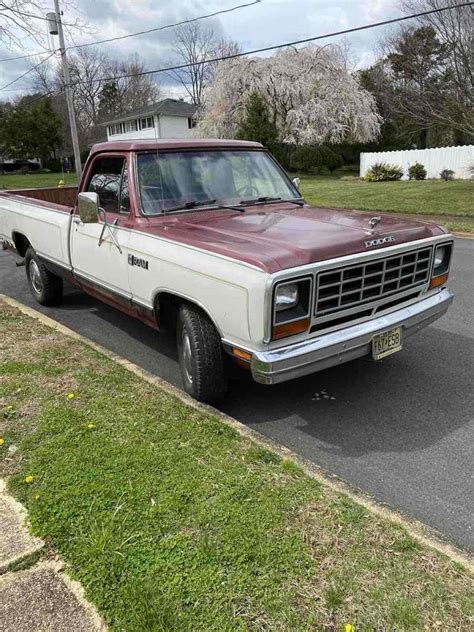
xmin=152 ymin=288 xmax=224 ymax=338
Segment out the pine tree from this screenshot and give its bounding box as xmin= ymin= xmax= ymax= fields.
xmin=236 ymin=92 xmax=279 ymax=148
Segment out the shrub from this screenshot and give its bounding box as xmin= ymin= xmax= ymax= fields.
xmin=42 ymin=157 xmax=62 ymax=172
xmin=290 ymin=145 xmax=322 ymax=173
xmin=364 ymin=162 xmax=403 ymax=182
xmin=440 ymin=169 xmax=454 ymax=181
xmin=408 ymin=162 xmax=427 ymax=180
xmin=319 ymin=146 xmax=343 ymax=173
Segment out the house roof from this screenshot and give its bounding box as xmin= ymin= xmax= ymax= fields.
xmin=103 ymin=98 xmax=197 ymax=126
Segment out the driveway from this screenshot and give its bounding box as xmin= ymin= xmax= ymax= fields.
xmin=1 ymin=237 xmax=473 ymax=551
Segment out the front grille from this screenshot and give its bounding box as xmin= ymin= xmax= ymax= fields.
xmin=314 ymin=247 xmax=432 ymax=321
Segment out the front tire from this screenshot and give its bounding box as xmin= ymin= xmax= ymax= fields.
xmin=25 ymin=247 xmax=63 ymax=306
xmin=177 ymin=304 xmax=228 ymax=403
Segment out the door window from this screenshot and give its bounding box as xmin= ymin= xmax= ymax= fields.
xmin=87 ymin=156 xmax=129 ymax=215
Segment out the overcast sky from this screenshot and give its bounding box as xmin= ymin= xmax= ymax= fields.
xmin=1 ymin=0 xmax=400 ymax=100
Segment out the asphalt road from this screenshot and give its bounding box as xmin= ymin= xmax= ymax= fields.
xmin=1 ymin=238 xmax=473 ymax=551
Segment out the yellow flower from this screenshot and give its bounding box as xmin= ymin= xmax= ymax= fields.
xmin=34 ymin=494 xmax=40 ymax=500
xmin=7 ymin=405 xmax=13 ymax=411
xmin=24 ymin=475 xmax=34 ymax=484
xmin=0 ymin=438 xmax=4 ymax=446
xmin=345 ymin=625 xmax=354 ymax=632
xmin=86 ymin=423 xmax=95 ymax=429
xmin=67 ymin=393 xmax=75 ymax=400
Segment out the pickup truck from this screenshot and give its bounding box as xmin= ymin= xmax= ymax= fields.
xmin=0 ymin=139 xmax=454 ymax=402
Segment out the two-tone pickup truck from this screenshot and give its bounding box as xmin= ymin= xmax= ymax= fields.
xmin=0 ymin=139 xmax=454 ymax=402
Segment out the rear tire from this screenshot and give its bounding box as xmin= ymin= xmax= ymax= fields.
xmin=25 ymin=247 xmax=63 ymax=306
xmin=177 ymin=303 xmax=228 ymax=403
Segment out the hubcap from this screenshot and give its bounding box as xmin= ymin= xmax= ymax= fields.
xmin=29 ymin=260 xmax=43 ymax=294
xmin=182 ymin=327 xmax=193 ymax=384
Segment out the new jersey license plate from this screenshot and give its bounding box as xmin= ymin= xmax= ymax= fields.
xmin=372 ymin=327 xmax=402 ymax=360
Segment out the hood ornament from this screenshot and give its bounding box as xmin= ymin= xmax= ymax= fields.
xmin=368 ymin=216 xmax=382 ymax=230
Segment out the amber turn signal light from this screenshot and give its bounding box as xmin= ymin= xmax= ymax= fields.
xmin=272 ymin=317 xmax=310 ymax=340
xmin=429 ymin=272 xmax=449 ymax=290
xmin=231 ymin=347 xmax=252 ymax=361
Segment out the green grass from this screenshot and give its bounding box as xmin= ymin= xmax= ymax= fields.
xmin=299 ymin=174 xmax=474 ymax=219
xmin=1 ymin=303 xmax=472 ymax=630
xmin=0 ymin=172 xmax=78 ymax=189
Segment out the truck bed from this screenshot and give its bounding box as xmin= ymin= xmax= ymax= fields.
xmin=0 ymin=185 xmax=78 ymax=210
xmin=0 ymin=186 xmax=74 ymax=268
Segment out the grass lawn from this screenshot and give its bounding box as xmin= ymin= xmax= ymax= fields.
xmin=1 ymin=302 xmax=472 ymax=630
xmin=299 ymin=175 xmax=473 ymax=218
xmin=299 ymin=174 xmax=474 ymax=234
xmin=0 ymin=172 xmax=78 ymax=189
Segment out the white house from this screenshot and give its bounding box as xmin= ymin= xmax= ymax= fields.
xmin=104 ymin=98 xmax=198 ymax=142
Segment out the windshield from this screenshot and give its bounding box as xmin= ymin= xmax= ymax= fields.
xmin=137 ymin=150 xmax=299 ymax=215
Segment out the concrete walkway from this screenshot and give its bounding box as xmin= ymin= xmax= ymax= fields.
xmin=0 ymin=480 xmax=105 ymax=631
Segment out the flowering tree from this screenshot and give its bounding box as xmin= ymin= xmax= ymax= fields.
xmin=197 ymin=45 xmax=381 ymax=144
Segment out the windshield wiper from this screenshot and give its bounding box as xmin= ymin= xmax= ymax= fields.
xmin=240 ymin=196 xmax=304 ymax=207
xmin=163 ymin=199 xmax=245 ymax=214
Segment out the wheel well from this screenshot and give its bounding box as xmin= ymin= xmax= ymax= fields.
xmin=12 ymin=232 xmax=31 ymax=258
xmin=154 ymin=292 xmax=221 ymax=335
xmin=154 ymin=292 xmax=181 ymax=332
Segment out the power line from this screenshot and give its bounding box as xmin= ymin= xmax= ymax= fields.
xmin=63 ymin=1 xmax=473 ymax=88
xmin=0 ymin=51 xmax=56 ymax=91
xmin=0 ymin=5 xmax=79 ymax=26
xmin=0 ymin=0 xmax=261 ymax=63
xmin=0 ymin=50 xmax=56 ymax=63
xmin=66 ymin=0 xmax=262 ymax=51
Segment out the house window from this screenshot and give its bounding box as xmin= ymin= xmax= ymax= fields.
xmin=188 ymin=117 xmax=196 ymax=129
xmin=140 ymin=117 xmax=154 ymax=129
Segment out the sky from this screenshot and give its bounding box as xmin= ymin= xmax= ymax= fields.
xmin=0 ymin=0 xmax=401 ymax=101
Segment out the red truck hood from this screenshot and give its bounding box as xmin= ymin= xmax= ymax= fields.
xmin=139 ymin=204 xmax=446 ymax=274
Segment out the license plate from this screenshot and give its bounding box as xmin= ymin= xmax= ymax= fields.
xmin=372 ymin=327 xmax=402 ymax=360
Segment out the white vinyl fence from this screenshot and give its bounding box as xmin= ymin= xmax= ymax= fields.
xmin=360 ymin=145 xmax=473 ymax=180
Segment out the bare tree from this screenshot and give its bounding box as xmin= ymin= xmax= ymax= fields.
xmin=401 ymin=0 xmax=473 ymax=139
xmin=31 ymin=50 xmax=161 ymax=149
xmin=168 ymin=22 xmax=239 ymax=106
xmin=107 ymin=54 xmax=161 ymax=115
xmin=0 ymin=1 xmax=86 ymax=52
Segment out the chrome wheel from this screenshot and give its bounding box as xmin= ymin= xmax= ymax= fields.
xmin=181 ymin=326 xmax=193 ymax=384
xmin=29 ymin=259 xmax=43 ymax=294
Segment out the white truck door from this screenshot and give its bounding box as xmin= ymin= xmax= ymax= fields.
xmin=70 ymin=155 xmax=131 ymax=301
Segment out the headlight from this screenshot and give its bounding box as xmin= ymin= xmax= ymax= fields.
xmin=275 ymin=283 xmax=299 ymax=311
xmin=432 ymin=243 xmax=452 ymax=276
xmin=434 ymin=246 xmax=447 ymax=268
xmin=272 ymin=277 xmax=312 ymax=340
xmin=429 ymin=242 xmax=452 ymax=289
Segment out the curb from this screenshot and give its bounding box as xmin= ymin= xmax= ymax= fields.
xmin=0 ymin=561 xmax=107 ymax=631
xmin=0 ymin=479 xmax=44 ymax=575
xmin=1 ymin=294 xmax=473 ymax=573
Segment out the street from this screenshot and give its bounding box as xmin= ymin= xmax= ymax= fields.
xmin=1 ymin=238 xmax=473 ymax=551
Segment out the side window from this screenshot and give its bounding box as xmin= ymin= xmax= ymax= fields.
xmin=86 ymin=156 xmax=125 ymax=214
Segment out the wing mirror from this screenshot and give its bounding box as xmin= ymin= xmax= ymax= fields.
xmin=78 ymin=192 xmax=100 ymax=223
xmin=292 ymin=177 xmax=301 ymax=192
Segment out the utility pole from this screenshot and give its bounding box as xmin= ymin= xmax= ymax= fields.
xmin=49 ymin=0 xmax=82 ymax=180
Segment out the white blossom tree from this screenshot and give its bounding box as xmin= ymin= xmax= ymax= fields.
xmin=197 ymin=45 xmax=381 ymax=144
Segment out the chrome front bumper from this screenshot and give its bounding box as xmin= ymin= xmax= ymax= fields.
xmin=251 ymin=288 xmax=453 ymax=385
